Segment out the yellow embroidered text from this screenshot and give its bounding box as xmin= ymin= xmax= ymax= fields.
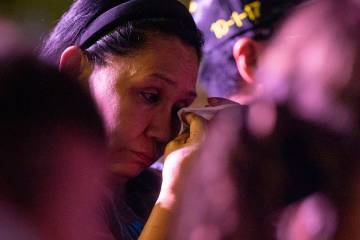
xmin=210 ymin=0 xmax=261 ymax=39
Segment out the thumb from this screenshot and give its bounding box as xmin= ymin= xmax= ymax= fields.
xmin=164 ymin=132 xmax=189 ymax=159
xmin=185 ymin=113 xmax=207 ymax=144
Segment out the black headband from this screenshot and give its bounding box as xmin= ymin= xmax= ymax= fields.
xmin=79 ymin=0 xmax=196 ymax=49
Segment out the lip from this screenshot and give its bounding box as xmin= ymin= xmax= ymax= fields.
xmin=130 ymin=150 xmax=154 ymax=166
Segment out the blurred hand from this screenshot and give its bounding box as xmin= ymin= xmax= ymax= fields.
xmin=159 ymin=113 xmax=208 ymax=206
xmin=164 ymin=113 xmax=207 ymax=158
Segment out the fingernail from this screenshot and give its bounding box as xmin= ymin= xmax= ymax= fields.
xmin=208 ymin=97 xmax=220 ymax=105
xmin=184 ymin=113 xmax=193 ymax=123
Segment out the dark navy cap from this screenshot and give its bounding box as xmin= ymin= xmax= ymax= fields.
xmin=80 ymin=0 xmax=197 ymax=49
xmin=190 ymin=0 xmax=303 ymax=53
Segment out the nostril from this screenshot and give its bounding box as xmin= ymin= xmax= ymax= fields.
xmin=149 ymin=125 xmax=172 ymax=144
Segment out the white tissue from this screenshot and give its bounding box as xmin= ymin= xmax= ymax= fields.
xmin=151 ymin=103 xmax=239 ymax=170
xmin=177 ymin=103 xmax=239 ymax=134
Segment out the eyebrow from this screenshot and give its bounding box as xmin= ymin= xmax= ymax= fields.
xmin=151 ymin=73 xmax=197 ymax=98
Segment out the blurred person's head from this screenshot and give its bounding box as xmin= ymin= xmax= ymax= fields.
xmin=171 ymin=106 xmax=360 ymax=240
xmin=257 ymin=0 xmax=360 ymax=134
xmin=41 ymin=0 xmax=203 ymax=181
xmin=0 ymin=48 xmax=107 ymax=239
xmin=0 ymin=18 xmax=26 ymax=54
xmin=190 ymin=0 xmax=305 ymax=104
xmin=255 ymin=0 xmax=360 ymax=238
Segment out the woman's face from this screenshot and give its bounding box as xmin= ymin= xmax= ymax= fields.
xmin=88 ymin=34 xmax=198 ymax=179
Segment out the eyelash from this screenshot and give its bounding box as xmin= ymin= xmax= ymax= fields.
xmin=139 ymin=90 xmax=192 ymax=111
xmin=172 ymin=103 xmax=190 ymax=117
xmin=173 ymin=103 xmax=187 ymax=111
xmin=140 ymin=91 xmax=161 ymax=104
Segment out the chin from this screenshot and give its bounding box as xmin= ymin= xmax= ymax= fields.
xmin=110 ymin=161 xmax=146 ymax=181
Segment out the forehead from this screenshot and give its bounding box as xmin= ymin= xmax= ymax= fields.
xmin=103 ymin=34 xmax=199 ymax=89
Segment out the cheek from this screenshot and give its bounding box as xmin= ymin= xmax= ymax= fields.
xmin=89 ymin=77 xmax=120 ymax=134
xmin=108 ymin=102 xmax=151 ymax=147
xmin=95 ymin=92 xmax=119 ymax=135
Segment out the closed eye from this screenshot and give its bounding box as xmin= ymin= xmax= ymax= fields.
xmin=173 ymin=103 xmax=188 ymax=113
xmin=171 ymin=101 xmax=192 ymax=120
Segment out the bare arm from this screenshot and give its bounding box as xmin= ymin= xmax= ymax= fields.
xmin=139 ymin=114 xmax=207 ymax=240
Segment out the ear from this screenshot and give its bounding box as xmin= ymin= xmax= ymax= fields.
xmin=59 ymin=46 xmax=92 ymax=81
xmin=233 ymin=38 xmax=262 ymax=84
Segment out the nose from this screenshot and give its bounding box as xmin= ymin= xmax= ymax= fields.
xmin=146 ymin=107 xmax=174 ymax=145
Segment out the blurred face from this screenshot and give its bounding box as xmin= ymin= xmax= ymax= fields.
xmin=88 ymin=34 xmax=198 ymax=180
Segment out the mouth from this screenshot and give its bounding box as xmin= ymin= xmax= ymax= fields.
xmin=129 ymin=150 xmax=155 ymax=166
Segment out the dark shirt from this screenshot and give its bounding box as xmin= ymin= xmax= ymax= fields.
xmin=105 ymin=169 xmax=162 ymax=240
